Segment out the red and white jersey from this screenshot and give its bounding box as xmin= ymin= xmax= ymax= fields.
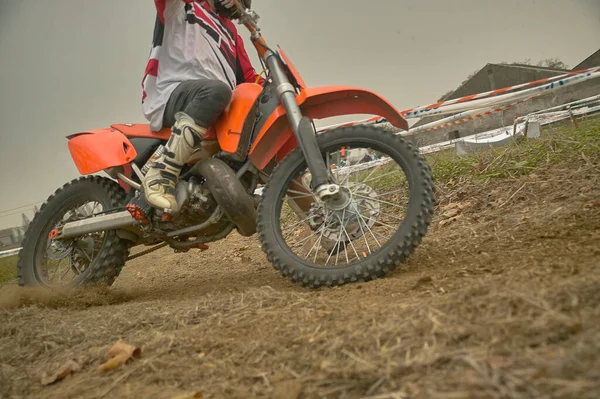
xmin=142 ymin=0 xmax=262 ymax=131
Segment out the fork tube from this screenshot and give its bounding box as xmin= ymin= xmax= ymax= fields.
xmin=264 ymin=51 xmax=330 ymax=190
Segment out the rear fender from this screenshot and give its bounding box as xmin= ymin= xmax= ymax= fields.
xmin=67 ymin=128 xmax=137 ymax=175
xmin=248 ymin=86 xmax=409 ymax=170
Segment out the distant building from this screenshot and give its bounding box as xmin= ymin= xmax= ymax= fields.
xmin=403 ymin=49 xmax=600 ymax=147
xmin=573 ymin=49 xmax=600 ymax=70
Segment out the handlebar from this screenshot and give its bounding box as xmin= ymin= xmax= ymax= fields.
xmin=230 ymin=0 xmax=270 ymax=59
xmin=232 ymin=0 xmax=260 ymax=31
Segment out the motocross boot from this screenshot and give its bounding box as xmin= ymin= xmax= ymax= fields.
xmin=142 ymin=112 xmax=207 ymax=212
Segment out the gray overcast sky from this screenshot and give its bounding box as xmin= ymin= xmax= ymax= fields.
xmin=0 ymin=0 xmax=599 ymax=228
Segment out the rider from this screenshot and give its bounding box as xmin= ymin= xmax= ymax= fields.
xmin=141 ymin=0 xmax=263 ymax=212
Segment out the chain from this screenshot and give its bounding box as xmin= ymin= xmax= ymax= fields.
xmin=127 ymin=242 xmax=169 ymax=261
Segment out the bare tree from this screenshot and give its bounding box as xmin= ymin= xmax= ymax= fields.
xmin=535 ymin=58 xmax=569 ymax=70
xmin=501 ymin=57 xmax=569 ymax=70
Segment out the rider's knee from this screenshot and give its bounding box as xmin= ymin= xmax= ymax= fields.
xmin=205 ymin=80 xmax=233 ymax=110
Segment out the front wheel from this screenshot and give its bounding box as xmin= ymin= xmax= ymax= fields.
xmin=17 ymin=176 xmax=131 ymax=288
xmin=257 ymin=125 xmax=435 ymax=288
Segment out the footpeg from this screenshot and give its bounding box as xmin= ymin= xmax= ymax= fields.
xmin=126 ymin=192 xmax=153 ymax=224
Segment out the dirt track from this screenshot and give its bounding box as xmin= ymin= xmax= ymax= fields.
xmin=1 ymin=126 xmax=600 ymax=399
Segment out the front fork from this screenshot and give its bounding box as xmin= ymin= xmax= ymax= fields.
xmin=264 ymin=51 xmax=340 ymax=201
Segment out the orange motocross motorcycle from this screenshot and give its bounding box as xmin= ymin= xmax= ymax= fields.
xmin=18 ymin=2 xmax=435 ymax=289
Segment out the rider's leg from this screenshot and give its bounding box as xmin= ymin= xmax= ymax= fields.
xmin=142 ymin=79 xmax=232 ymax=211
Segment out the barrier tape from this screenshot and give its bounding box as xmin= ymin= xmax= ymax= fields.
xmin=400 ymin=66 xmax=600 ymax=119
xmin=406 ymin=94 xmax=540 ymax=135
xmin=407 ymin=71 xmax=600 ymax=134
xmin=405 ymin=70 xmax=600 ymax=122
xmin=0 ymin=247 xmax=21 ymax=259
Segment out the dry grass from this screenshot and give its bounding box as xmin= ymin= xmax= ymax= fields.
xmin=0 ymin=118 xmax=599 ymax=398
xmin=426 ymin=116 xmax=600 ymax=183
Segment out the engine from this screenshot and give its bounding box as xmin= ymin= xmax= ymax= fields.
xmin=148 ymin=157 xmax=257 ymax=238
xmin=172 ymin=176 xmax=218 ymax=228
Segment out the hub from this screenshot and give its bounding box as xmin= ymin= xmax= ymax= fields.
xmin=323 ymin=186 xmax=352 ymax=211
xmin=306 ymin=182 xmax=381 ymax=244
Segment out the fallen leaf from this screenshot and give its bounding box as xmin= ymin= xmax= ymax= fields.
xmin=439 ymin=214 xmax=464 ymax=226
xmin=171 ymin=392 xmax=202 ymax=399
xmin=272 ymin=380 xmax=302 ymax=399
xmin=98 ymin=340 xmax=141 ymax=373
xmin=441 ymin=201 xmax=471 ymax=218
xmin=442 ymin=208 xmax=460 ymax=218
xmin=441 ymin=202 xmax=460 ymax=212
xmin=41 ymin=358 xmax=83 ymax=385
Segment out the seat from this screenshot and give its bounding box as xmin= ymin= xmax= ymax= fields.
xmin=111 ymin=123 xmax=172 ymax=141
xmin=111 ymin=123 xmax=219 ymax=141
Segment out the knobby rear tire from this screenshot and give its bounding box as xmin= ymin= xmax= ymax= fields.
xmin=257 ymin=125 xmax=435 ymax=288
xmin=18 ymin=176 xmax=131 ymax=288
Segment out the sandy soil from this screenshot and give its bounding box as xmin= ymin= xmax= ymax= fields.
xmin=1 ymin=140 xmax=599 ymax=399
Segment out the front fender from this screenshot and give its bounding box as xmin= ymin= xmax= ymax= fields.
xmin=67 ymin=128 xmax=137 ymax=175
xmin=248 ymin=86 xmax=408 ymax=170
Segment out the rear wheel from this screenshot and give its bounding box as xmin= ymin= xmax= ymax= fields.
xmin=257 ymin=125 xmax=435 ymax=288
xmin=18 ymin=176 xmax=131 ymax=288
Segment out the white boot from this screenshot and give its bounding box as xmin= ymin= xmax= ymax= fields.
xmin=142 ymin=112 xmax=207 ymax=212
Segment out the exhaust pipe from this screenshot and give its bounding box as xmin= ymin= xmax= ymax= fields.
xmin=57 ymin=158 xmax=257 ymax=240
xmin=186 ymin=158 xmax=257 ymax=237
xmin=59 ymin=211 xmax=136 ymax=240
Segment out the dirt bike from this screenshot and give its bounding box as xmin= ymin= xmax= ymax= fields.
xmin=18 ymin=1 xmax=435 ymax=289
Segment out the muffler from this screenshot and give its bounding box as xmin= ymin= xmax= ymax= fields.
xmin=58 ymin=211 xmax=136 ymax=240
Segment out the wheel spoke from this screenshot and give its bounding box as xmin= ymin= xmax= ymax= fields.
xmin=282 ymin=215 xmax=313 ymax=235
xmin=352 ymin=202 xmax=381 ymax=249
xmin=352 ymin=192 xmax=407 ymax=210
xmin=361 ymin=170 xmax=397 ymax=185
xmin=355 ymin=202 xmax=405 ymax=223
xmin=305 ymin=210 xmax=333 ymax=260
xmin=57 ymin=260 xmax=63 ymax=282
xmin=41 ymin=199 xmax=107 ymax=286
xmin=270 ymin=134 xmax=433 ymax=289
xmin=337 ymin=209 xmax=360 ymax=261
